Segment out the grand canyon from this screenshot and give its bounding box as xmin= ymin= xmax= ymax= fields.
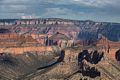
xmin=0 ymin=18 xmax=120 ymax=80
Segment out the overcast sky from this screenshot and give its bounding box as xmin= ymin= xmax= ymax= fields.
xmin=0 ymin=0 xmax=120 ymax=23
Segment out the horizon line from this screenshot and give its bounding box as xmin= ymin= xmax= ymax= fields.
xmin=0 ymin=17 xmax=119 ymax=24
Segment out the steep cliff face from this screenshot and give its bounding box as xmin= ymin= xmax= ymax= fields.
xmin=98 ymin=23 xmax=120 ymax=41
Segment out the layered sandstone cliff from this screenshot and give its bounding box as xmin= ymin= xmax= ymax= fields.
xmin=0 ymin=18 xmax=119 ymax=41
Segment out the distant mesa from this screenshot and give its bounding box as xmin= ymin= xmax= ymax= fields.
xmin=0 ymin=18 xmax=74 ymax=25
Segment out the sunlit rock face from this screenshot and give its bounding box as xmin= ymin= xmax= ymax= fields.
xmin=0 ymin=18 xmax=119 ymax=58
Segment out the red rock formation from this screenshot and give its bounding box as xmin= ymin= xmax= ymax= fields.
xmin=96 ymin=36 xmax=120 ymax=60
xmin=0 ymin=33 xmax=40 ymax=47
xmin=0 ymin=46 xmax=54 ymax=54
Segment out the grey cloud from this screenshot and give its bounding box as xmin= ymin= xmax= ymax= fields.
xmin=0 ymin=0 xmax=119 ymax=23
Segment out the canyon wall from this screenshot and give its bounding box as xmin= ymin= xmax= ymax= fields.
xmin=0 ymin=46 xmax=54 ymax=54
xmin=0 ymin=18 xmax=119 ymax=41
xmin=0 ymin=18 xmax=119 ymax=59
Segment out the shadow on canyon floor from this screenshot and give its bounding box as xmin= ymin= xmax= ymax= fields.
xmin=0 ymin=53 xmax=17 ymax=66
xmin=115 ymin=49 xmax=120 ymax=61
xmin=0 ymin=28 xmax=10 ymax=33
xmin=78 ymin=50 xmax=104 ymax=78
xmin=37 ymin=50 xmax=65 ymax=70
